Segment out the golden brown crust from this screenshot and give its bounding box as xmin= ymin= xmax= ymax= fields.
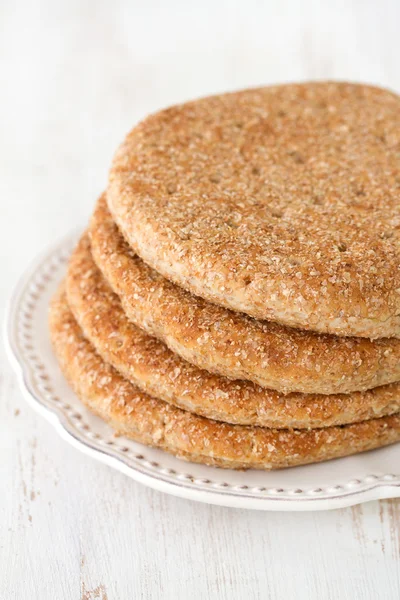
xmin=108 ymin=82 xmax=400 ymax=339
xmin=50 ymin=285 xmax=400 ymax=470
xmin=90 ymin=196 xmax=400 ymax=395
xmin=66 ymin=233 xmax=400 ymax=429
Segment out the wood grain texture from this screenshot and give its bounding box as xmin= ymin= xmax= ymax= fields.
xmin=1 ymin=0 xmax=400 ymax=598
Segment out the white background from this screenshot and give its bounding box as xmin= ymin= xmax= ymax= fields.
xmin=1 ymin=1 xmax=400 ymax=598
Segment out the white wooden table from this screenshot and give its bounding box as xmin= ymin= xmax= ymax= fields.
xmin=1 ymin=1 xmax=400 ymax=597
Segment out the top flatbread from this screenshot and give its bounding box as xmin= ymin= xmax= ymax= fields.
xmin=108 ymin=82 xmax=400 ymax=338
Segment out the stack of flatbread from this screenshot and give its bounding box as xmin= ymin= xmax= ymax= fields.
xmin=50 ymin=82 xmax=400 ymax=470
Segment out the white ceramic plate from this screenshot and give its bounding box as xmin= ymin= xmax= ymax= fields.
xmin=5 ymin=233 xmax=400 ymax=511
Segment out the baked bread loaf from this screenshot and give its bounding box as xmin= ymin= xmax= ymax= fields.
xmin=108 ymin=82 xmax=400 ymax=338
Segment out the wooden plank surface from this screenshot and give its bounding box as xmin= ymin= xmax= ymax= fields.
xmin=1 ymin=1 xmax=399 ymax=598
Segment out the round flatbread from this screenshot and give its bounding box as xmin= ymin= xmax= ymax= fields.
xmin=90 ymin=196 xmax=400 ymax=395
xmin=108 ymin=82 xmax=400 ymax=339
xmin=66 ymin=233 xmax=400 ymax=429
xmin=50 ymin=285 xmax=400 ymax=470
